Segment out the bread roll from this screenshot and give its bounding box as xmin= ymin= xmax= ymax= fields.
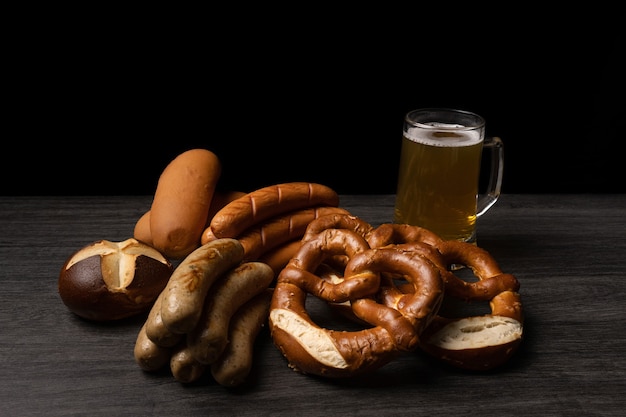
xmin=58 ymin=238 xmax=173 ymax=321
xmin=150 ymin=149 xmax=221 ymax=259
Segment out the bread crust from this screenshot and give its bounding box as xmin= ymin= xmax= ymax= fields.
xmin=150 ymin=149 xmax=221 ymax=259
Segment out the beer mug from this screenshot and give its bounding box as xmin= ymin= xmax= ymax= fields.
xmin=394 ymin=108 xmax=503 ymax=243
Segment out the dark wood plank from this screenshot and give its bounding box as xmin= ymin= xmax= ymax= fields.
xmin=1 ymin=195 xmax=625 ymax=416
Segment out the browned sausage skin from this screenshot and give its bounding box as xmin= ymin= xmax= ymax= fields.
xmin=209 ymin=182 xmax=340 ymax=239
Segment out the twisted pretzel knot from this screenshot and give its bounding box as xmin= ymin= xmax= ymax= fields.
xmin=269 ymin=219 xmax=444 ymax=377
xmin=367 ymin=223 xmax=524 ymax=371
xmin=269 ymin=215 xmax=523 ymax=376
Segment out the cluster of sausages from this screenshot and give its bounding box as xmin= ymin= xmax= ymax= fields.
xmin=200 ymin=181 xmax=350 ymax=274
xmin=269 ymin=214 xmax=524 ymax=376
xmin=132 ymin=160 xmax=352 ymax=385
xmin=134 ymin=239 xmax=274 ymax=386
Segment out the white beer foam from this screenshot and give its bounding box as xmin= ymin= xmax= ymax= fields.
xmin=406 ymin=124 xmax=482 ymax=147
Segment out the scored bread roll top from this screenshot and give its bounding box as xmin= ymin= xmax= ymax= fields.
xmin=58 ymin=238 xmax=173 ymax=321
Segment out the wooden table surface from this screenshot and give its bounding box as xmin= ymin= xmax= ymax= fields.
xmin=1 ymin=194 xmax=625 ymax=416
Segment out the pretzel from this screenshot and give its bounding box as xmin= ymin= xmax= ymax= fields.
xmin=269 ymin=227 xmax=444 ymax=377
xmin=367 ymin=223 xmax=444 ymax=248
xmin=365 ymin=224 xmax=447 ymax=312
xmin=434 ymin=241 xmax=521 ymax=302
xmin=415 ymin=240 xmax=524 ymax=371
xmin=359 ymin=223 xmax=524 ymax=371
xmin=276 ymin=228 xmax=376 ymax=303
xmin=345 ymin=247 xmax=444 ymax=337
xmin=380 ymin=240 xmax=519 ymax=301
xmin=299 ymin=213 xmax=375 ymax=272
xmin=301 ymin=213 xmax=375 ymax=243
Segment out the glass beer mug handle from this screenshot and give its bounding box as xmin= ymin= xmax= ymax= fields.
xmin=476 ymin=136 xmax=504 ymax=217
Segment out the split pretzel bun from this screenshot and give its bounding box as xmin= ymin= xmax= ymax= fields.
xmin=419 ymin=312 xmax=523 ymax=371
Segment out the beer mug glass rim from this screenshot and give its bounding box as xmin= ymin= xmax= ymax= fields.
xmin=405 ymin=108 xmax=485 ymax=132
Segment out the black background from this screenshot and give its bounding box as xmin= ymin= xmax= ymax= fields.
xmin=3 ymin=6 xmax=624 ymax=196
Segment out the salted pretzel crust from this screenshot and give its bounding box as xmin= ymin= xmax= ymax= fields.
xmin=269 ymin=217 xmax=444 ymax=377
xmin=269 ymin=214 xmax=524 ymax=376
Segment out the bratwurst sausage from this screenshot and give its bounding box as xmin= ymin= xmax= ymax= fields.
xmin=236 ymin=206 xmax=350 ymax=261
xmin=187 ymin=261 xmax=274 ymax=364
xmin=210 ymin=288 xmax=273 ymax=387
xmin=160 ymin=238 xmax=244 ymax=334
xmin=208 ymin=182 xmax=340 ymax=240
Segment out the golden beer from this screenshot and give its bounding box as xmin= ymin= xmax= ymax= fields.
xmin=394 ymin=128 xmax=483 ymax=242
